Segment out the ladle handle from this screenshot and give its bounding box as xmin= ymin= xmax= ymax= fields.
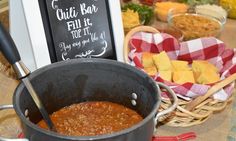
xmin=0 ymin=22 xmax=56 ymax=132
xmin=0 ymin=22 xmax=30 ymax=79
xmin=0 ymin=22 xmax=20 ymax=65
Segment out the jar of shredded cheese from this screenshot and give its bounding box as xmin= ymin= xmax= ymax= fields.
xmin=154 ymin=2 xmax=189 ymax=22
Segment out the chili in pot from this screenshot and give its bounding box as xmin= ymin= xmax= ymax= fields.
xmin=38 ymin=101 xmax=143 ymax=136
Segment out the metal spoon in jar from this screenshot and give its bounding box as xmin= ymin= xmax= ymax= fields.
xmin=0 ymin=22 xmax=57 ymax=132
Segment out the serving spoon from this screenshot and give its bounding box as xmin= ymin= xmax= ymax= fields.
xmin=0 ymin=22 xmax=57 ymax=132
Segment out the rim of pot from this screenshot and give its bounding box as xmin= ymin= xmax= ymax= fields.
xmin=13 ymin=58 xmax=161 ymax=140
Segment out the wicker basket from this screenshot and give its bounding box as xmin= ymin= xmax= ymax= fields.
xmin=123 ymin=26 xmax=236 ymax=127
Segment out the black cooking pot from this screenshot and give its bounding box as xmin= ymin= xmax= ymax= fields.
xmin=0 ymin=22 xmax=177 ymax=141
xmin=0 ymin=58 xmax=177 ymax=141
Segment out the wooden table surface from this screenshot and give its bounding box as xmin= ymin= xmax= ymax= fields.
xmin=0 ymin=19 xmax=235 ymax=140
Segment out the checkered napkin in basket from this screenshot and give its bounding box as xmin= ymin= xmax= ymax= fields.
xmin=128 ymin=32 xmax=236 ymax=101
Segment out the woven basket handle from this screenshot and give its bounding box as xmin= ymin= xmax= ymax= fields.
xmin=186 ymin=73 xmax=236 ymax=111
xmin=123 ymin=26 xmax=160 ymax=63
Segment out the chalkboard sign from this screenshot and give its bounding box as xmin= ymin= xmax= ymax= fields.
xmin=38 ymin=0 xmax=116 ymax=62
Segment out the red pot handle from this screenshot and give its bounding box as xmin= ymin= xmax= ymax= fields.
xmin=153 ymin=132 xmax=197 ymax=141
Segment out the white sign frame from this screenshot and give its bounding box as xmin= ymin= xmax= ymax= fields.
xmin=16 ymin=0 xmax=124 ymax=71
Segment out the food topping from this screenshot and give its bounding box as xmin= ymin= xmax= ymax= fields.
xmin=178 ymin=0 xmax=215 ymax=7
xmin=220 ymin=0 xmax=236 ymax=19
xmin=155 ymin=2 xmax=188 ymax=22
xmin=122 ymin=3 xmax=154 ymax=25
xmin=170 ymin=14 xmax=221 ymax=40
xmin=122 ymin=9 xmax=140 ymax=29
xmin=195 ymin=4 xmax=227 ymax=20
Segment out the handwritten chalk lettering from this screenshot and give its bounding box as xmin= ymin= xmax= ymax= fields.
xmin=67 ymin=19 xmax=81 ymax=31
xmin=82 ymin=38 xmax=90 ymax=47
xmin=56 ymin=7 xmax=78 ymax=21
xmin=83 ymin=27 xmax=90 ymax=35
xmin=83 ymin=18 xmax=92 ymax=26
xmin=90 ymin=32 xmax=98 ymax=42
xmin=71 ymin=29 xmax=82 ymax=39
xmin=62 ymin=52 xmax=70 ymax=60
xmin=60 ymin=42 xmax=71 ymax=60
xmin=80 ymin=3 xmax=98 ymax=15
xmin=59 ymin=42 xmax=71 ymax=52
xmin=100 ymin=31 xmax=106 ymax=39
xmin=72 ymin=41 xmax=81 ymax=48
xmin=51 ymin=0 xmax=58 ymax=9
xmin=45 ymin=0 xmax=114 ymax=60
xmin=90 ymin=40 xmax=108 ymax=57
xmin=75 ymin=50 xmax=95 ymax=58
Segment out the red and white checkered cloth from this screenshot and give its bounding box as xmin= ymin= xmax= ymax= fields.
xmin=128 ymin=32 xmax=236 ymax=101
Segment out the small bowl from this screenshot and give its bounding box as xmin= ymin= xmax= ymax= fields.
xmin=154 ymin=2 xmax=189 ymax=22
xmin=167 ymin=9 xmax=226 ymax=41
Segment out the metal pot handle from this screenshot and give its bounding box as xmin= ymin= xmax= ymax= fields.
xmin=154 ymin=82 xmax=178 ymax=123
xmin=0 ymin=105 xmax=29 ymax=141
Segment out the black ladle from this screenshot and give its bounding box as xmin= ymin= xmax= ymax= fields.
xmin=0 ymin=22 xmax=56 ymax=132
